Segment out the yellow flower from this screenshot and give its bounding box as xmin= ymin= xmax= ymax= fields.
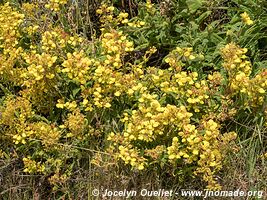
xmin=114 ymin=91 xmax=121 ymax=96
xmin=240 ymin=12 xmax=254 ymax=25
xmin=192 ymin=149 xmax=199 ymax=155
xmin=138 ymin=164 xmax=144 ymax=170
xmin=172 ymin=137 xmax=178 ymax=142
xmin=140 ymin=21 xmax=145 ymax=26
xmin=189 ymin=55 xmax=196 ymax=60
xmin=104 ymin=102 xmax=111 ymax=108
xmin=56 ymin=103 xmax=64 ymax=109
xmin=258 ymin=88 xmax=265 ymax=94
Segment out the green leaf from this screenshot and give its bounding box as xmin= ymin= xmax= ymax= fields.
xmin=72 ymin=88 xmax=81 ymax=97
xmin=210 ymin=33 xmax=224 ymax=44
xmin=196 ymin=11 xmax=212 ymax=24
xmin=186 ymin=0 xmax=203 ymax=14
xmin=32 ymin=114 xmax=50 ymax=123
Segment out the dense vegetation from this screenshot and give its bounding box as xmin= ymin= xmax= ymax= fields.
xmin=0 ymin=0 xmax=266 ymax=199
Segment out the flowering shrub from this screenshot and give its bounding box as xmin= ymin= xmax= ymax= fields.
xmin=0 ymin=0 xmax=266 ymax=197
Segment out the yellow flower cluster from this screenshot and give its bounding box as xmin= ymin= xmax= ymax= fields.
xmin=0 ymin=3 xmax=24 ymax=52
xmin=145 ymin=0 xmax=156 ymax=14
xmin=13 ymin=124 xmax=34 ymax=145
xmin=41 ymin=29 xmax=82 ymax=52
xmin=118 ymin=145 xmax=147 ymax=170
xmin=124 ymin=103 xmax=192 ymax=142
xmin=221 ymin=43 xmax=251 ymax=91
xmin=0 ymin=3 xmax=25 ymax=84
xmin=0 ymin=96 xmax=62 ymax=147
xmin=61 ymin=51 xmax=93 ymax=85
xmin=127 ymin=20 xmax=146 ymax=28
xmin=22 ymin=123 xmax=60 ymax=148
xmin=165 ymin=47 xmax=204 ymax=71
xmin=39 ymin=27 xmax=84 ymax=57
xmin=198 ymin=130 xmax=237 ymax=190
xmin=0 ymin=97 xmax=35 ymax=145
xmin=207 ymin=72 xmax=223 ymax=86
xmin=14 ymin=121 xmax=61 ymax=148
xmin=17 ymin=52 xmax=59 ymax=111
xmin=86 ymin=70 xmax=139 ymax=109
xmin=0 ymin=96 xmax=32 ymax=127
xmin=146 ymin=0 xmax=153 ymax=9
xmin=167 ymin=117 xmax=237 ymax=189
xmin=174 ymin=72 xmax=209 ymax=108
xmin=149 ymin=67 xmax=211 ymax=113
xmin=221 ymin=43 xmax=267 ymax=105
xmin=23 ymin=25 xmax=39 ymax=36
xmin=107 ymin=132 xmax=144 ymax=170
xmin=247 ymin=69 xmax=267 ymax=104
xmin=101 ymin=30 xmax=134 ymax=60
xmin=96 ymin=4 xmax=115 ymax=27
xmin=0 ymin=46 xmax=23 ymax=84
xmin=108 ymin=96 xmax=237 ymax=189
xmin=195 ymin=121 xmax=236 ymax=189
xmin=21 ymin=3 xmax=37 ymax=17
xmin=23 ymin=156 xmax=45 ymax=173
xmin=32 ymin=122 xmax=61 ymax=148
xmin=240 ymin=12 xmax=254 ymax=25
xmin=97 ymin=3 xmax=145 ymax=28
xmin=45 ymin=0 xmax=68 ymax=12
xmin=117 ymin=12 xmax=129 ymax=24
xmin=107 ymin=133 xmax=147 ymax=170
xmin=75 ymin=29 xmax=136 ymax=110
xmin=42 ymin=30 xmax=63 ymax=51
xmin=63 ymin=109 xmax=86 ymax=139
xmin=21 ymin=53 xmax=58 ymax=87
xmin=102 ymin=45 xmax=238 ymax=189
xmin=260 ymin=152 xmax=267 ymax=159
xmin=56 ymin=100 xmax=77 ymax=110
xmin=96 ymin=4 xmax=115 ymax=15
xmin=92 ymin=85 xmax=111 ymax=108
xmin=167 ymin=124 xmax=200 ymax=163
